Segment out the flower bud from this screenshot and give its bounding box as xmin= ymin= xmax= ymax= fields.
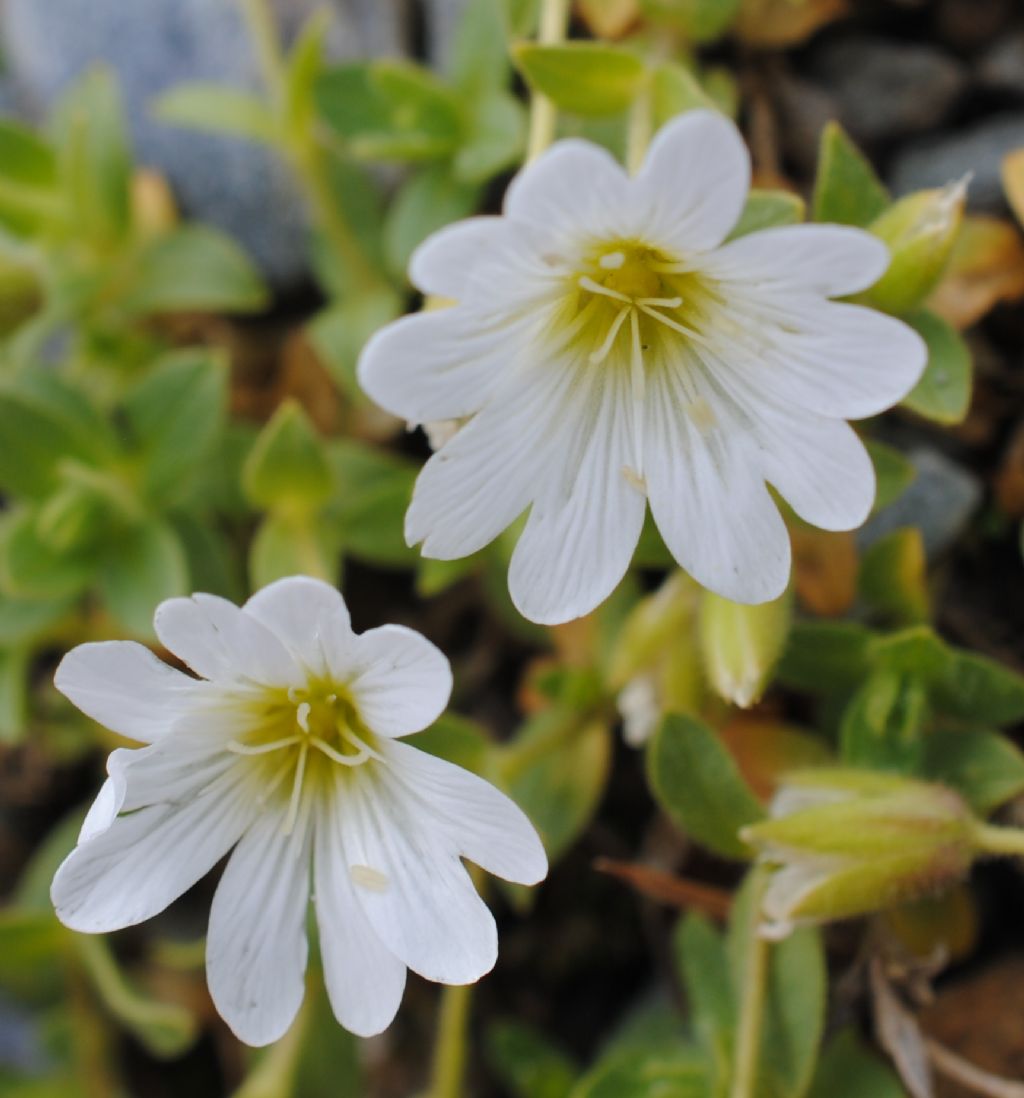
xmin=698 ymin=589 xmax=791 ymax=708
xmin=741 ymin=768 xmax=976 ymax=939
xmin=863 ymin=177 xmax=968 ymax=316
xmin=608 ymin=572 xmax=703 ymax=746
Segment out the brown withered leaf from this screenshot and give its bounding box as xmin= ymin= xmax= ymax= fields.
xmin=928 ymin=215 xmax=1024 ymax=331
xmin=734 ymin=0 xmax=849 ymax=48
xmin=718 ymin=715 xmax=832 ymax=801
xmin=575 ymin=0 xmax=641 ymax=39
xmin=791 ymin=526 xmax=859 ymax=617
xmin=593 ymin=857 xmax=732 ymax=919
xmin=995 ymin=419 xmax=1024 ymax=519
xmin=274 ymin=329 xmax=341 ymax=434
xmin=1002 ymin=148 xmax=1024 ymax=229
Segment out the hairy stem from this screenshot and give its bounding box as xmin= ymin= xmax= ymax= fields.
xmin=972 ymin=822 xmax=1024 ymax=858
xmin=525 ymin=0 xmax=571 ymax=162
xmin=426 ymin=977 xmax=474 ymax=1097
xmin=730 ymin=870 xmax=771 ymax=1098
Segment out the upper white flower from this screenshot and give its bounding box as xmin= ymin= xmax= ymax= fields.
xmin=358 ymin=110 xmax=927 ymax=625
xmin=50 ymin=576 xmax=547 ymax=1046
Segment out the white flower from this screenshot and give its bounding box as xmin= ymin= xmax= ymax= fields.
xmin=50 ymin=576 xmax=547 ymax=1046
xmin=358 ymin=110 xmax=927 ymax=625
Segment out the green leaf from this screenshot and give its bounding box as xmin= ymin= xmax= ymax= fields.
xmin=325 ymin=440 xmax=417 ymax=566
xmin=124 ymin=349 xmax=228 ymax=505
xmin=808 ymin=1028 xmax=907 ymax=1098
xmin=868 ymin=626 xmax=951 ymax=680
xmin=0 ymin=910 xmax=67 ymax=1001
xmin=243 ymin=400 xmax=334 ymax=511
xmin=154 ymin=83 xmax=278 ymax=143
xmin=866 ymin=440 xmax=916 ymax=512
xmin=171 ymin=512 xmax=241 ymax=602
xmin=651 ymin=63 xmax=718 ymax=127
xmin=249 ymin=512 xmax=339 ymax=589
xmin=285 ymin=11 xmax=331 ymax=132
xmin=727 ymin=189 xmax=805 ymax=240
xmin=122 ymin=225 xmax=267 ymax=316
xmin=0 ymin=592 xmax=73 ymax=647
xmin=901 ymin=309 xmax=971 ymax=425
xmin=383 ymin=164 xmax=482 ymax=280
xmin=449 ymin=0 xmax=513 ymax=95
xmin=922 ymin=728 xmax=1024 ymax=814
xmin=646 ymin=713 xmax=764 ymax=859
xmin=698 ymin=590 xmax=791 ymax=708
xmin=454 ymin=91 xmax=525 ymax=184
xmin=571 ymin=1049 xmax=711 ymax=1098
xmin=308 ymin=288 xmax=403 ymax=396
xmin=316 ymin=61 xmax=463 ymax=161
xmin=98 ymin=519 xmax=189 ymax=637
xmin=930 ymin=649 xmax=1024 ymax=726
xmin=487 ymin=1021 xmax=578 ymax=1098
xmin=859 ymin=527 xmax=929 ymax=625
xmin=812 ymin=121 xmax=890 ymax=227
xmin=728 ymin=873 xmax=827 ymax=1098
xmin=52 ymin=66 xmax=132 ymax=245
xmin=0 ymin=508 xmax=95 ymax=600
xmin=641 ymin=0 xmax=743 ymax=42
xmin=413 ymin=713 xmax=495 ymax=778
xmin=0 ymin=380 xmax=109 ymax=500
xmin=0 ymin=646 xmax=30 ymax=743
xmin=674 ymin=914 xmax=733 ymax=1081
xmin=504 ymin=710 xmax=612 ymax=863
xmin=512 ymin=43 xmax=646 ymax=117
xmin=0 ymin=117 xmax=57 ymax=187
xmin=839 ymin=669 xmax=929 ymax=771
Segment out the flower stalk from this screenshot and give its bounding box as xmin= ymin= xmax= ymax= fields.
xmin=427 ymin=982 xmax=474 ymax=1098
xmin=730 ymin=868 xmax=771 ymax=1098
xmin=525 ymin=0 xmax=571 ymax=162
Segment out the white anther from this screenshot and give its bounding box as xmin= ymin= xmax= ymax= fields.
xmin=296 ymin=701 xmax=311 ymax=733
xmin=350 ymin=865 xmax=390 ymax=892
xmin=599 ymin=251 xmax=626 ymax=270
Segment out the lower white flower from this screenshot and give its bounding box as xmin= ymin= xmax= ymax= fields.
xmin=358 ymin=109 xmax=928 ymax=625
xmin=50 ymin=576 xmax=547 ymax=1046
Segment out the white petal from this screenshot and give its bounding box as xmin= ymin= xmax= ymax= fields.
xmin=154 ymin=593 xmax=303 ymax=688
xmin=243 ymin=576 xmax=353 ymax=681
xmin=409 ymin=216 xmax=519 ymax=301
xmin=347 ymin=625 xmax=452 ymax=738
xmin=754 ymin=408 xmax=875 ymax=531
xmin=314 ymin=791 xmax=406 ymax=1037
xmin=51 ymin=764 xmax=256 ymax=933
xmin=719 ymin=298 xmax=927 ymax=420
xmin=404 ymin=356 xmax=571 ymax=560
xmin=708 ymin=224 xmax=891 ymax=296
xmin=508 ymin=365 xmax=645 ymax=624
xmin=381 ymin=739 xmax=547 ymax=885
xmin=358 ymin=305 xmax=534 ymax=425
xmin=632 ymin=110 xmax=750 ymax=252
xmin=339 ymin=768 xmax=498 ymax=984
xmin=78 ymin=772 xmax=124 ymax=843
xmin=644 ymin=360 xmax=791 ymax=603
xmin=504 ymin=138 xmax=630 ymax=244
xmin=206 ymin=807 xmax=311 ymax=1047
xmin=54 ymin=641 xmax=197 ymax=742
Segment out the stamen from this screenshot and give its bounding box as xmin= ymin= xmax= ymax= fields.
xmin=286 ymin=686 xmax=306 ymax=704
xmin=260 ymin=756 xmax=293 ymax=803
xmin=637 ymin=304 xmax=714 ymax=349
xmin=628 ymin=308 xmax=645 ymax=477
xmin=309 ymin=734 xmax=371 ymax=768
xmin=589 ymin=305 xmax=630 ymax=364
xmin=282 ymin=740 xmax=309 ymax=836
xmin=578 ymin=275 xmax=632 ymax=304
xmin=638 ymin=296 xmax=683 ymax=308
xmin=649 ymin=260 xmax=695 ymax=274
xmin=599 ymin=251 xmax=626 ymax=270
xmin=227 ymin=734 xmax=301 ymax=755
xmin=343 ymin=726 xmax=386 ymax=762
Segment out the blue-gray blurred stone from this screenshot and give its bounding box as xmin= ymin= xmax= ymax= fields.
xmin=0 ymin=0 xmax=407 ymax=289
xmin=859 ymin=447 xmax=982 ymax=560
xmin=979 ymin=32 xmax=1024 ymax=97
xmin=0 ymin=992 xmax=47 ymax=1074
xmin=888 ymin=114 xmax=1024 ymax=212
xmin=808 ymin=36 xmax=968 ymax=144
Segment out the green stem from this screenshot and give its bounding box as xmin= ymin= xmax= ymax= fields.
xmin=237 ymin=0 xmax=288 ymax=96
xmin=426 ymin=978 xmax=474 ymax=1098
xmin=525 ymin=0 xmax=571 ymax=162
xmin=730 ymin=870 xmax=771 ymax=1098
xmin=625 ymin=79 xmax=653 ymax=175
xmin=972 ymin=822 xmax=1024 ymax=858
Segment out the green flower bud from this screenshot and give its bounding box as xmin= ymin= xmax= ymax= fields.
xmin=741 ymin=768 xmax=976 ymax=939
xmin=863 ymin=177 xmax=968 ymax=316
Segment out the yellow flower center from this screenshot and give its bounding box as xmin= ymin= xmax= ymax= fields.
xmin=228 ymin=684 xmax=380 ymax=834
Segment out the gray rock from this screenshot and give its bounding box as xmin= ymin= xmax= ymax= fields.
xmin=888 ymin=114 xmax=1024 ymax=211
xmin=858 ymin=447 xmax=982 ymax=560
xmin=979 ymin=32 xmax=1024 ymax=97
xmin=808 ymin=36 xmax=968 ymax=143
xmin=0 ymin=0 xmax=407 ymax=289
